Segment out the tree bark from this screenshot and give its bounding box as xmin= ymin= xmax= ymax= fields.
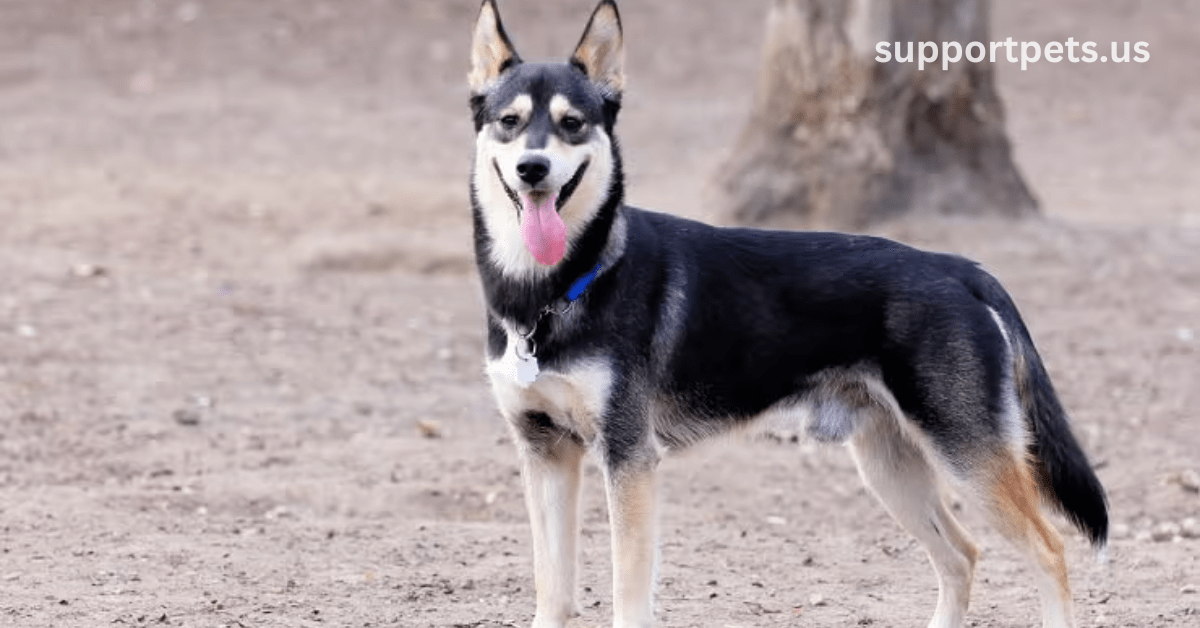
xmin=719 ymin=0 xmax=1037 ymax=230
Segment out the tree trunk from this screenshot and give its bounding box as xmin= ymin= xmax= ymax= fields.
xmin=719 ymin=0 xmax=1037 ymax=230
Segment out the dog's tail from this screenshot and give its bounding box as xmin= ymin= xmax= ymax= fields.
xmin=972 ymin=271 xmax=1109 ymax=548
xmin=1011 ymin=333 xmax=1109 ymax=547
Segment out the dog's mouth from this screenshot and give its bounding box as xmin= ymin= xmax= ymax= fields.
xmin=553 ymin=160 xmax=589 ymax=212
xmin=524 ymin=189 xmax=553 ymax=207
xmin=493 ymin=159 xmax=590 ymax=218
xmin=492 ymin=159 xmax=590 ymax=267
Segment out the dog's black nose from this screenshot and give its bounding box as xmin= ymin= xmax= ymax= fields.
xmin=516 ymin=155 xmax=550 ymax=185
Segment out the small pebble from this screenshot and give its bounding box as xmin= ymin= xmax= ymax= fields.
xmin=765 ymin=516 xmax=787 ymax=526
xmin=1181 ymin=584 xmax=1197 ymax=595
xmin=1151 ymin=522 xmax=1181 ymax=542
xmin=71 ymin=263 xmax=106 ymax=278
xmin=1179 ymin=469 xmax=1200 ymax=493
xmin=1181 ymin=517 xmax=1199 ymax=539
xmin=809 ymin=593 xmax=827 ymax=607
xmin=172 ymin=408 xmax=201 ymax=426
xmin=417 ymin=419 xmax=443 ymax=439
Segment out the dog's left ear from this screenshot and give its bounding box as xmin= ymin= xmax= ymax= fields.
xmin=571 ymin=0 xmax=624 ymax=95
xmin=469 ymin=0 xmax=521 ymax=94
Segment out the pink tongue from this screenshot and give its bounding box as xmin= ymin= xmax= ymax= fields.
xmin=519 ymin=193 xmax=566 ymax=266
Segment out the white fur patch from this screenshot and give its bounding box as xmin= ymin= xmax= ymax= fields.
xmin=987 ymin=305 xmax=1029 ymax=459
xmin=503 ymin=94 xmax=533 ymax=122
xmin=549 ymin=94 xmax=581 ymax=123
xmin=487 ymin=339 xmax=613 ymax=445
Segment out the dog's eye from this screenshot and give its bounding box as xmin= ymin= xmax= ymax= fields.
xmin=499 ymin=114 xmax=521 ymax=129
xmin=560 ymin=115 xmax=585 ymax=133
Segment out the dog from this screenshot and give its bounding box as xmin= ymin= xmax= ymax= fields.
xmin=467 ymin=2 xmax=1108 ymax=626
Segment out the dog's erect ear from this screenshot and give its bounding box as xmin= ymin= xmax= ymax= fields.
xmin=570 ymin=0 xmax=624 ymax=95
xmin=469 ymin=0 xmax=521 ymax=93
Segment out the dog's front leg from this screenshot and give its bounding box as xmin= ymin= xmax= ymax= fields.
xmin=519 ymin=432 xmax=586 ymax=628
xmin=604 ymin=457 xmax=660 ymax=628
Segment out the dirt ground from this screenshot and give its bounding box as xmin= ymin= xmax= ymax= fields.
xmin=1 ymin=1 xmax=1197 ymax=627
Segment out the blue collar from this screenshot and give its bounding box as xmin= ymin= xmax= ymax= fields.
xmin=565 ymin=262 xmax=603 ymax=302
xmin=516 ymin=262 xmax=604 ymax=356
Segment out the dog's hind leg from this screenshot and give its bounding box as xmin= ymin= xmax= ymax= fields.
xmin=849 ymin=410 xmax=979 ymax=628
xmin=603 ymin=456 xmax=659 ymax=628
xmin=512 ymin=413 xmax=587 ymax=628
xmin=978 ymin=452 xmax=1075 ymax=628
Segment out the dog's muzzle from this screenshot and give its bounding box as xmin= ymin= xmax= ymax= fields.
xmin=494 ymin=159 xmax=590 ymax=217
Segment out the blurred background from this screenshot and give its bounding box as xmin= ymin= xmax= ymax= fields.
xmin=0 ymin=1 xmax=1196 ymax=627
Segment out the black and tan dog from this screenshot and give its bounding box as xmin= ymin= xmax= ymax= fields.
xmin=467 ymin=2 xmax=1107 ymax=626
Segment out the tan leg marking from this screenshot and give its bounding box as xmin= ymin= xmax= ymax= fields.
xmin=605 ymin=464 xmax=658 ymax=628
xmin=987 ymin=454 xmax=1074 ymax=628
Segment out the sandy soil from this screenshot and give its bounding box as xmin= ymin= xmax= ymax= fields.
xmin=0 ymin=1 xmax=1197 ymax=627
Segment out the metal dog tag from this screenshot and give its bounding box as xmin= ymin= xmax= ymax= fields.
xmin=515 ymin=354 xmax=539 ymax=386
xmin=510 ymin=335 xmax=540 ymax=387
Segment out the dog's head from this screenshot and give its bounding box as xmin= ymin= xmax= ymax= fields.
xmin=469 ymin=0 xmax=623 ymax=277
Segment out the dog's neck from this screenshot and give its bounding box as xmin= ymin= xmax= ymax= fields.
xmin=472 ymin=184 xmax=626 ymax=330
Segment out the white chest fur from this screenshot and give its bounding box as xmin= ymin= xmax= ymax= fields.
xmin=486 ymin=335 xmax=614 ymax=444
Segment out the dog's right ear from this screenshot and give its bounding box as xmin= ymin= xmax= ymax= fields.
xmin=469 ymin=0 xmax=521 ymax=94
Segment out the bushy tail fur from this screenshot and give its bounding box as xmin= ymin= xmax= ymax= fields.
xmin=977 ymin=274 xmax=1109 ymax=547
xmin=1011 ymin=332 xmax=1109 ymax=547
